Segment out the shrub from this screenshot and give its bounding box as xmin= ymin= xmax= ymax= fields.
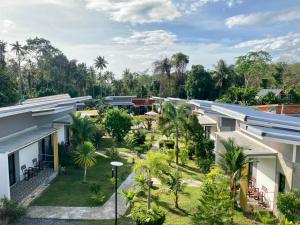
xmin=179 ymin=147 xmax=189 ymax=165
xmin=133 ymin=129 xmax=146 ymax=145
xmin=134 ymin=173 xmax=147 ymax=194
xmin=145 ymin=141 xmax=152 ymax=150
xmin=255 ymin=211 xmax=277 ymax=224
xmin=0 ymin=198 xmax=26 ymax=225
xmin=106 ymin=148 xmax=119 ymax=159
xmin=58 ymin=143 xmax=73 ymax=167
xmin=197 ymin=158 xmax=214 ymax=173
xmin=91 ymin=124 xmax=105 ymax=148
xmin=158 ymin=140 xmax=175 ymax=149
xmin=130 ymin=205 xmax=165 ymax=225
xmin=277 ymin=189 xmax=300 ymax=222
xmin=89 ymin=183 xmax=106 ymax=206
xmin=134 ymin=146 xmax=145 ymax=156
xmin=166 ymin=149 xmax=175 ymax=166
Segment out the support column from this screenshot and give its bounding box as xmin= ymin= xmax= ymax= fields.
xmin=0 ymin=153 xmax=11 ymax=199
xmin=53 ymin=131 xmax=59 ymax=172
xmin=240 ymin=162 xmax=249 ymax=211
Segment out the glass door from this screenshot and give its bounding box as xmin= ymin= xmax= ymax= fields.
xmin=8 ymin=154 xmax=16 ymax=186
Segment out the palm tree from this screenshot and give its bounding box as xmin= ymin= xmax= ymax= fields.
xmin=0 ymin=41 xmax=7 ymax=68
xmin=165 ymin=168 xmax=184 ymax=208
xmin=94 ymin=56 xmax=108 ymax=72
xmin=11 ymin=41 xmax=26 ymax=95
xmin=213 ymin=59 xmax=234 ymax=95
xmin=161 ymin=102 xmax=192 ymax=164
xmin=134 ymin=151 xmax=169 ymax=209
xmin=171 ymin=52 xmax=189 ymax=96
xmin=70 ymin=112 xmax=95 ymax=147
xmin=218 ymin=138 xmax=247 ymax=198
xmin=74 ymin=141 xmax=97 ymax=183
xmin=154 ymin=57 xmax=172 ymax=97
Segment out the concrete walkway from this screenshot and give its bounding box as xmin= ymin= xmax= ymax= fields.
xmin=27 ymin=173 xmax=136 ymax=220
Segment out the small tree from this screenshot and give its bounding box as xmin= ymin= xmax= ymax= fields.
xmin=120 ymin=189 xmax=137 ymax=209
xmin=193 ymin=167 xmax=233 ymax=225
xmin=277 ymin=189 xmax=300 ymax=222
xmin=165 ymin=168 xmax=184 ymax=208
xmin=134 ymin=151 xmax=169 ymax=209
xmin=70 ymin=112 xmax=95 ymax=147
xmin=103 ymin=108 xmax=132 ymax=142
xmin=74 ymin=141 xmax=97 ymax=183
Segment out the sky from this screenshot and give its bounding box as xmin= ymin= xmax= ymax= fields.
xmin=1 ymin=0 xmax=300 ymax=77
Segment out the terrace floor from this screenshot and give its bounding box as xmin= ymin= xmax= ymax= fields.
xmin=10 ymin=168 xmax=55 ymax=204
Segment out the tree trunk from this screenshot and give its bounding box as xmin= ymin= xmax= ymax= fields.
xmin=83 ymin=165 xmax=87 ymax=183
xmin=175 ymin=190 xmax=179 ymax=208
xmin=175 ymin=126 xmax=179 ymax=165
xmin=147 ymin=169 xmax=151 ymax=210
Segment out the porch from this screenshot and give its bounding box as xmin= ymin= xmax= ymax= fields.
xmin=215 ymin=130 xmax=278 ymax=211
xmin=10 ymin=168 xmax=56 ymax=205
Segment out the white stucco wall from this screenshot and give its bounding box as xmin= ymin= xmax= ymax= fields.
xmin=19 ymin=142 xmax=39 ymax=180
xmin=0 ymin=153 xmax=10 ymax=199
xmin=54 ymin=124 xmax=65 ymax=143
xmin=256 ymin=158 xmax=276 ymax=210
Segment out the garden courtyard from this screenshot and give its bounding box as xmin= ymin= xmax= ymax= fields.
xmin=9 ymin=105 xmax=279 ymax=225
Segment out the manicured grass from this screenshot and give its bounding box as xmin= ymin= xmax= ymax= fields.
xmin=33 ymin=154 xmax=132 ymax=207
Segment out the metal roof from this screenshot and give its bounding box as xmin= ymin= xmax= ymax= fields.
xmin=211 ymin=103 xmax=300 ymax=131
xmin=0 ymin=96 xmax=91 ymax=118
xmin=53 ymin=115 xmax=72 ymax=124
xmin=197 ymin=115 xmax=217 ymax=126
xmin=0 ymin=127 xmax=55 ymax=154
xmin=256 ymin=89 xmax=283 ymax=98
xmin=240 ymin=124 xmax=300 ymax=143
xmin=216 ymin=131 xmax=277 ymax=157
xmin=22 ymin=94 xmax=71 ymax=105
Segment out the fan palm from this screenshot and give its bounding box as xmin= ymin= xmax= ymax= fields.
xmin=161 ymin=102 xmax=192 ymax=164
xmin=218 ymin=138 xmax=247 ymax=198
xmin=74 ymin=141 xmax=97 ymax=183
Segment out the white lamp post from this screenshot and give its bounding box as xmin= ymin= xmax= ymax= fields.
xmin=110 ymin=161 xmax=123 ymax=225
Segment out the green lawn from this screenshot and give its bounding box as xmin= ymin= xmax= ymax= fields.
xmin=33 ymin=154 xmax=132 ymax=207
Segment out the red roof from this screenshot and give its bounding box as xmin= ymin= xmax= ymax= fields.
xmin=132 ymin=98 xmax=156 ymax=106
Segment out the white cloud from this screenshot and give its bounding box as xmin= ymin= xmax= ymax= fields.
xmin=226 ymin=9 xmax=300 ymax=28
xmin=177 ymin=0 xmax=242 ymax=14
xmin=234 ymin=33 xmax=300 ymax=61
xmin=1 ymin=20 xmax=16 ymax=33
xmin=85 ymin=0 xmax=180 ymax=24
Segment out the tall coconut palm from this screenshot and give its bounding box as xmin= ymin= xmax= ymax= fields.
xmin=11 ymin=41 xmax=26 ymax=95
xmin=171 ymin=52 xmax=189 ymax=96
xmin=213 ymin=59 xmax=234 ymax=95
xmin=70 ymin=112 xmax=95 ymax=147
xmin=154 ymin=57 xmax=172 ymax=97
xmin=94 ymin=56 xmax=108 ymax=72
xmin=161 ymin=102 xmax=192 ymax=164
xmin=134 ymin=151 xmax=169 ymax=209
xmin=218 ymin=138 xmax=247 ymax=198
xmin=0 ymin=41 xmax=7 ymax=68
xmin=74 ymin=141 xmax=97 ymax=183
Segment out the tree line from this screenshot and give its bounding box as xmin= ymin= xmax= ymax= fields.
xmin=1 ymin=37 xmax=300 ymax=107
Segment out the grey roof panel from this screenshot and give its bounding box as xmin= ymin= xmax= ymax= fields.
xmin=0 ymin=127 xmax=55 ymax=154
xmin=256 ymin=89 xmax=282 ymax=98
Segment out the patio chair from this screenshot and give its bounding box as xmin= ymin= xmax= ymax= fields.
xmin=21 ymin=165 xmax=33 ymax=181
xmin=32 ymin=158 xmax=42 ymax=171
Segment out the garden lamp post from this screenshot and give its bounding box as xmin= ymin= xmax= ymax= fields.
xmin=110 ymin=161 xmax=123 ymax=225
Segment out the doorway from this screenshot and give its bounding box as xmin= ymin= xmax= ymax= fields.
xmin=8 ymin=154 xmax=16 ymax=186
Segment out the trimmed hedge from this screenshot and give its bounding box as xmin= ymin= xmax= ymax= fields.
xmin=159 ymin=140 xmax=175 ymax=149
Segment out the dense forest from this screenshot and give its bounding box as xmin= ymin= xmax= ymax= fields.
xmin=0 ymin=37 xmax=300 ymax=107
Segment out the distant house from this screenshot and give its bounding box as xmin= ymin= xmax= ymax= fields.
xmin=0 ymin=94 xmax=91 ymax=203
xmin=104 ymin=96 xmax=135 ymax=108
xmin=256 ymin=89 xmax=286 ymax=99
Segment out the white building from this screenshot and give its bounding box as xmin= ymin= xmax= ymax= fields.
xmin=0 ymin=94 xmax=91 ymax=202
xmin=166 ymin=97 xmax=300 ymax=212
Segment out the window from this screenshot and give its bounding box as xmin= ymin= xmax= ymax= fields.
xmin=279 ymin=173 xmax=286 ymax=193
